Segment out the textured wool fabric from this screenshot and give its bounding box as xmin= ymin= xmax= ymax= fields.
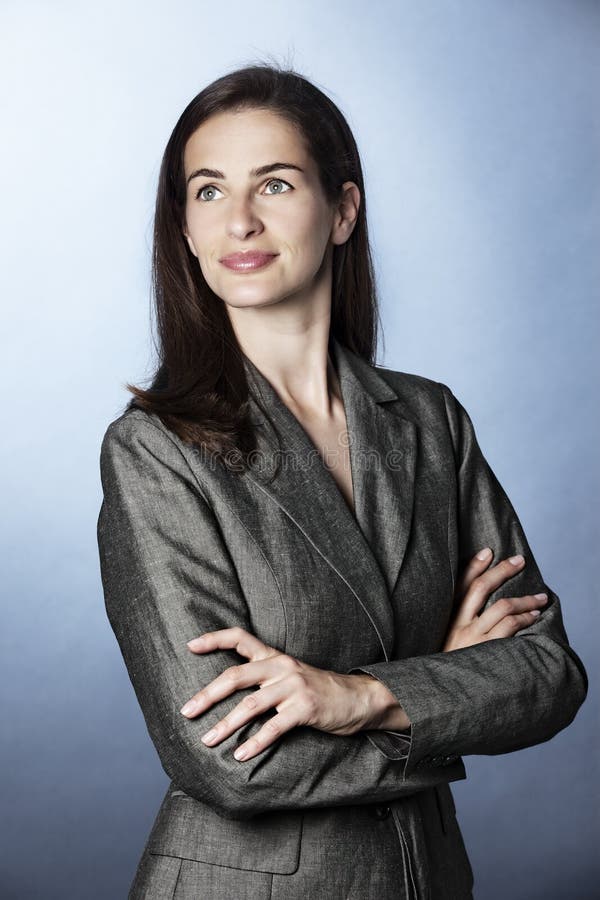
xmin=97 ymin=336 xmax=586 ymax=899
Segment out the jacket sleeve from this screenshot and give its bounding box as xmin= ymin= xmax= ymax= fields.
xmin=97 ymin=411 xmax=466 ymax=821
xmin=347 ymin=382 xmax=588 ymax=780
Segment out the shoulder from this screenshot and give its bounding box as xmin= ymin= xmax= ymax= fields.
xmin=370 ymin=360 xmax=460 ymax=424
xmin=364 ymin=359 xmax=475 ymax=457
xmin=99 ymin=406 xmax=195 ymax=482
xmin=374 ymin=362 xmax=444 ymax=397
xmin=101 ymin=407 xmax=182 ymax=453
xmin=98 ymin=407 xmax=217 ymax=513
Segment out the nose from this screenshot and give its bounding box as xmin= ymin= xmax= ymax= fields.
xmin=226 ymin=197 xmax=264 ymax=241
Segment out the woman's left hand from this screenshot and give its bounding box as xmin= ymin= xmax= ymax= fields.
xmin=179 ymin=626 xmax=377 ymax=761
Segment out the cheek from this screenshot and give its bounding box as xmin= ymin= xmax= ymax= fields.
xmin=301 ymin=206 xmax=333 ymax=259
xmin=185 ymin=206 xmax=217 ymax=245
xmin=279 ymin=214 xmax=330 ymax=262
xmin=185 ymin=223 xmax=219 ymax=269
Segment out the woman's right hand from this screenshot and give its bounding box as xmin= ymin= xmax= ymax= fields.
xmin=442 ymin=547 xmax=548 ymax=652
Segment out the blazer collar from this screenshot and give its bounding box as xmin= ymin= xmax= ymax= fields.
xmin=241 ymin=336 xmax=417 ymax=661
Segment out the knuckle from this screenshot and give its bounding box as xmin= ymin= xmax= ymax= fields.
xmin=495 ymin=598 xmax=512 ymax=615
xmin=264 ymin=718 xmax=281 ymax=737
xmin=289 ymin=669 xmax=308 ymax=689
xmin=224 ymin=665 xmax=243 ymax=683
xmin=466 ymin=579 xmax=485 ymax=599
xmin=279 ymin=654 xmax=301 ymax=673
xmin=492 ymin=624 xmax=510 ymax=638
xmin=300 ymin=690 xmax=318 ymax=716
xmin=242 ymin=693 xmax=258 ymax=710
xmin=308 ymin=695 xmax=319 ymax=717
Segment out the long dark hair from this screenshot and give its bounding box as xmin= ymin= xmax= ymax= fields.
xmin=124 ymin=60 xmax=383 ymax=471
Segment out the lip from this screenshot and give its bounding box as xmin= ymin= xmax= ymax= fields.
xmin=219 ymin=251 xmax=279 ymax=271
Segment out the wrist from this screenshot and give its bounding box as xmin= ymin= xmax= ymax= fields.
xmin=353 ymin=673 xmax=411 ymax=731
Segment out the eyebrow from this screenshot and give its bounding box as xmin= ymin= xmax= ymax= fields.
xmin=186 ymin=162 xmax=305 ymax=186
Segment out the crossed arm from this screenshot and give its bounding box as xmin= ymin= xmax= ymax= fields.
xmin=99 ymin=413 xmax=441 ymax=821
xmin=176 ymin=546 xmax=546 ymax=765
xmin=345 ymin=384 xmax=588 ymax=772
xmin=97 ymin=387 xmax=587 ymax=819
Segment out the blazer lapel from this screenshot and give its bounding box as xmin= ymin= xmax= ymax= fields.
xmin=240 ymin=336 xmax=417 ymax=660
xmin=330 ymin=339 xmax=418 ymax=600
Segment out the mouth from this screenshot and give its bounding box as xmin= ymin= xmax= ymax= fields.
xmin=219 ymin=251 xmax=279 ymax=272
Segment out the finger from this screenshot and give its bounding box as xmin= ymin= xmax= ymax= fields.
xmin=186 ymin=625 xmax=276 ymax=662
xmin=478 ymin=593 xmax=548 ymax=633
xmin=454 ymin=547 xmax=493 ymax=601
xmin=233 ymin=709 xmax=301 ymax=762
xmin=454 ymin=554 xmax=527 ymax=626
xmin=484 ymin=609 xmax=545 ymax=640
xmin=200 ymin=682 xmax=292 ymax=750
xmin=180 ymin=655 xmax=289 ymax=718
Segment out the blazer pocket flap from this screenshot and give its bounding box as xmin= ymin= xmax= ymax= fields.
xmin=146 ymin=789 xmax=303 ymax=875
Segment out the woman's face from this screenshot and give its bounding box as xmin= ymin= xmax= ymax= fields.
xmin=182 ymin=107 xmax=357 ymax=312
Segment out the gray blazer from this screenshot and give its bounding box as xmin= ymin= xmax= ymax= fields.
xmin=97 ymin=336 xmax=587 ymax=900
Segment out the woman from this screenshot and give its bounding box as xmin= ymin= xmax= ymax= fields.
xmin=97 ymin=64 xmax=588 ymax=899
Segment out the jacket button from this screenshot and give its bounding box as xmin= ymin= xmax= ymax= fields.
xmin=372 ymin=804 xmax=391 ymax=819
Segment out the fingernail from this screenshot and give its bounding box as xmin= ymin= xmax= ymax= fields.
xmin=180 ymin=701 xmax=196 ymax=716
xmin=234 ymin=746 xmax=248 ymax=760
xmin=509 ymin=554 xmax=524 ymax=565
xmin=476 ymin=547 xmax=492 ymax=560
xmin=534 ymin=593 xmax=548 ymax=601
xmin=201 ymin=729 xmax=217 ymax=744
xmin=530 ymin=610 xmax=541 ymax=617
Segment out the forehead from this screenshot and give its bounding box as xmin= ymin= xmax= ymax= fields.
xmin=183 ymin=108 xmax=309 ymax=175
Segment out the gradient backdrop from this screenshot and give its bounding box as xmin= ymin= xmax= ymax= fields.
xmin=1 ymin=1 xmax=598 ymax=897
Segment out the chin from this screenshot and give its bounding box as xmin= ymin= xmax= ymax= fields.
xmin=220 ymin=282 xmax=292 ymax=306
xmin=222 ymin=292 xmax=284 ymax=310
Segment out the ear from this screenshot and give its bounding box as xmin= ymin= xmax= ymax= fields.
xmin=183 ymin=228 xmax=198 ymax=259
xmin=331 ymin=181 xmax=361 ymax=246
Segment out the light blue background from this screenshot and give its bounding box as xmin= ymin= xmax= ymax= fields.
xmin=1 ymin=1 xmax=597 ymax=897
